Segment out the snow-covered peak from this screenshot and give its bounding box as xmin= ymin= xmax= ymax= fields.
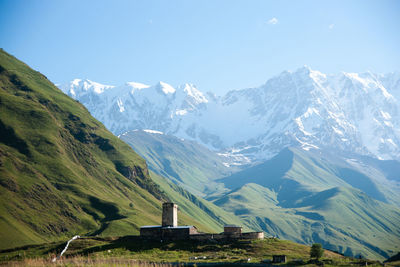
xmin=71 ymin=78 xmax=82 ymax=86
xmin=157 ymin=81 xmax=176 ymax=94
xmin=181 ymin=83 xmax=208 ymax=104
xmin=126 ymin=81 xmax=150 ymax=89
xmin=60 ymin=79 xmax=114 ymax=97
xmin=341 ymin=72 xmax=395 ymax=101
xmin=297 ymin=65 xmax=312 ymax=73
xmin=60 ymin=68 xmax=400 ymax=162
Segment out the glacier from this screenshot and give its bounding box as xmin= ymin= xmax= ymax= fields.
xmin=59 ymin=67 xmax=400 ymax=162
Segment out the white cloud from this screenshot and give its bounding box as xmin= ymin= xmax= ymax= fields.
xmin=267 ymin=17 xmax=278 ymax=25
xmin=329 ymin=24 xmax=334 ymax=30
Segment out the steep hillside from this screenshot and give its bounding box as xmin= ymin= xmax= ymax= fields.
xmin=120 ymin=130 xmax=243 ymax=197
xmin=218 ymin=147 xmax=400 ymax=206
xmin=118 ymin=129 xmax=400 ymax=260
xmin=150 ymin=171 xmax=248 ymax=233
xmin=216 ymin=184 xmax=400 ymax=260
xmin=214 ymin=148 xmax=400 ymax=260
xmin=0 ymin=49 xmax=214 ymax=249
xmin=57 ymin=58 xmax=400 ymax=261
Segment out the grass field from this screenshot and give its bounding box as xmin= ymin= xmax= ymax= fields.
xmin=0 ymin=236 xmax=387 ymax=266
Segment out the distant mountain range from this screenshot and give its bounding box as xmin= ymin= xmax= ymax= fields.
xmin=60 ymin=68 xmax=400 ymax=162
xmin=58 ymin=67 xmax=400 ymax=260
xmin=3 ymin=48 xmax=399 ymax=262
xmin=120 ymin=130 xmax=400 ymax=260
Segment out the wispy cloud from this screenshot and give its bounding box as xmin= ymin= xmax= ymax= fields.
xmin=329 ymin=23 xmax=334 ymax=30
xmin=267 ymin=17 xmax=278 ymax=25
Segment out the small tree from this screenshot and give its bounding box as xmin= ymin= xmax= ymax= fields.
xmin=310 ymin=243 xmax=324 ymax=260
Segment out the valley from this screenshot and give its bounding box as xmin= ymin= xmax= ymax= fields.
xmin=0 ymin=48 xmax=399 ymax=265
xmin=121 ymin=131 xmax=400 ymax=260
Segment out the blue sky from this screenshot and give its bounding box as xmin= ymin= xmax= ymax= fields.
xmin=0 ymin=0 xmax=399 ymax=94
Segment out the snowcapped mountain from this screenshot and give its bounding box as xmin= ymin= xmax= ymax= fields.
xmin=59 ymin=67 xmax=400 ymax=162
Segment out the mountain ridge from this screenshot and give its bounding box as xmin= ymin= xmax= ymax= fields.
xmin=113 ymin=129 xmax=400 ymax=260
xmin=0 ymin=49 xmax=238 ymax=250
xmin=60 ymin=67 xmax=400 ymax=163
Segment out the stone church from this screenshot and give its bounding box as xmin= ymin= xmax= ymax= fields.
xmin=140 ymin=202 xmax=264 ymax=241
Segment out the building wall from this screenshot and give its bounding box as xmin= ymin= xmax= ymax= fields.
xmin=140 ymin=227 xmax=161 ymax=238
xmin=241 ymin=232 xmax=264 ymax=239
xmin=162 ymin=203 xmax=178 ymax=227
xmin=273 ymin=255 xmax=287 ymax=263
xmin=162 ymin=228 xmax=190 ymax=240
xmin=190 ymin=233 xmax=226 ymax=241
xmin=189 ymin=227 xmax=198 ymax=235
xmin=189 ymin=232 xmax=264 ymax=241
xmin=224 ymin=226 xmax=242 ymax=234
xmin=140 ymin=226 xmax=199 ymax=240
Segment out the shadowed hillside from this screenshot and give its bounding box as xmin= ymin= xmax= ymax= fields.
xmin=0 ymin=49 xmax=222 ymax=249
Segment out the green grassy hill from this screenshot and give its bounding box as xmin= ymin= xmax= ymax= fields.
xmin=218 ymin=147 xmax=400 ymax=206
xmin=215 ymin=183 xmax=400 ymax=260
xmin=2 ymin=236 xmax=376 ymax=266
xmin=150 ymin=171 xmax=248 ymax=233
xmin=120 ymin=130 xmax=240 ymax=197
xmin=0 ymin=49 xmax=226 ymax=250
xmin=215 ymin=148 xmax=400 ymax=260
xmin=118 ymin=130 xmax=400 ymax=260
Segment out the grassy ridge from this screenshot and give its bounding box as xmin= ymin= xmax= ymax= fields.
xmin=0 ymin=48 xmax=162 ymax=248
xmin=150 ymin=171 xmax=248 ymax=233
xmin=120 ymin=130 xmax=239 ymax=197
xmin=215 ymin=148 xmax=400 ymax=260
xmin=0 ymin=49 xmax=216 ymax=249
xmin=118 ymin=130 xmax=400 ymax=260
xmin=121 ymin=130 xmax=252 ymax=233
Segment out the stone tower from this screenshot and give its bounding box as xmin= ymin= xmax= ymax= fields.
xmin=162 ymin=202 xmax=178 ymax=227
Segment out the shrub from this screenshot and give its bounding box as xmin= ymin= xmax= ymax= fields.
xmin=310 ymin=243 xmax=324 ymax=260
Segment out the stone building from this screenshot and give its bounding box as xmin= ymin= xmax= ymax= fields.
xmin=140 ymin=202 xmax=198 ymax=240
xmin=273 ymin=255 xmax=287 ymax=263
xmin=224 ymin=225 xmax=242 ymax=234
xmin=162 ymin=202 xmax=178 ymax=227
xmin=140 ymin=202 xmax=264 ymax=241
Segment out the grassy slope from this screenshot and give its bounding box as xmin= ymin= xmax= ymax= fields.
xmin=120 ymin=130 xmax=239 ymax=197
xmin=215 ymin=148 xmax=400 ymax=260
xmin=0 ymin=49 xmax=211 ymax=249
xmin=219 ymin=147 xmax=400 ymax=207
xmin=121 ymin=130 xmax=251 ymax=233
xmin=1 ymin=236 xmax=370 ymax=266
xmin=150 ymin=171 xmax=249 ymax=233
xmin=119 ymin=130 xmax=400 ymax=260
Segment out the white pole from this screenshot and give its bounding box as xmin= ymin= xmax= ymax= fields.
xmin=52 ymin=235 xmax=80 ymax=262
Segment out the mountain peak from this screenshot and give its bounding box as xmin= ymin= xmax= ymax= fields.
xmin=61 ymin=78 xmax=114 ymax=96
xmin=61 ymin=68 xmax=400 ymax=162
xmin=180 ymin=83 xmax=208 ymax=104
xmin=157 ymin=81 xmax=176 ymax=94
xmin=126 ymin=81 xmax=150 ymax=89
xmin=292 ymin=65 xmax=312 ymax=75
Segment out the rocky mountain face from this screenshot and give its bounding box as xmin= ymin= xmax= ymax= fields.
xmin=60 ymin=67 xmax=400 ymax=163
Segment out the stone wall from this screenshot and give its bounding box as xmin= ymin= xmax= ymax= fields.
xmin=241 ymin=232 xmax=264 ymax=239
xmin=189 ymin=232 xmax=264 ymax=241
xmin=224 ymin=226 xmax=242 ymax=234
xmin=162 ymin=203 xmax=178 ymax=227
xmin=140 ymin=226 xmax=161 ymax=238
